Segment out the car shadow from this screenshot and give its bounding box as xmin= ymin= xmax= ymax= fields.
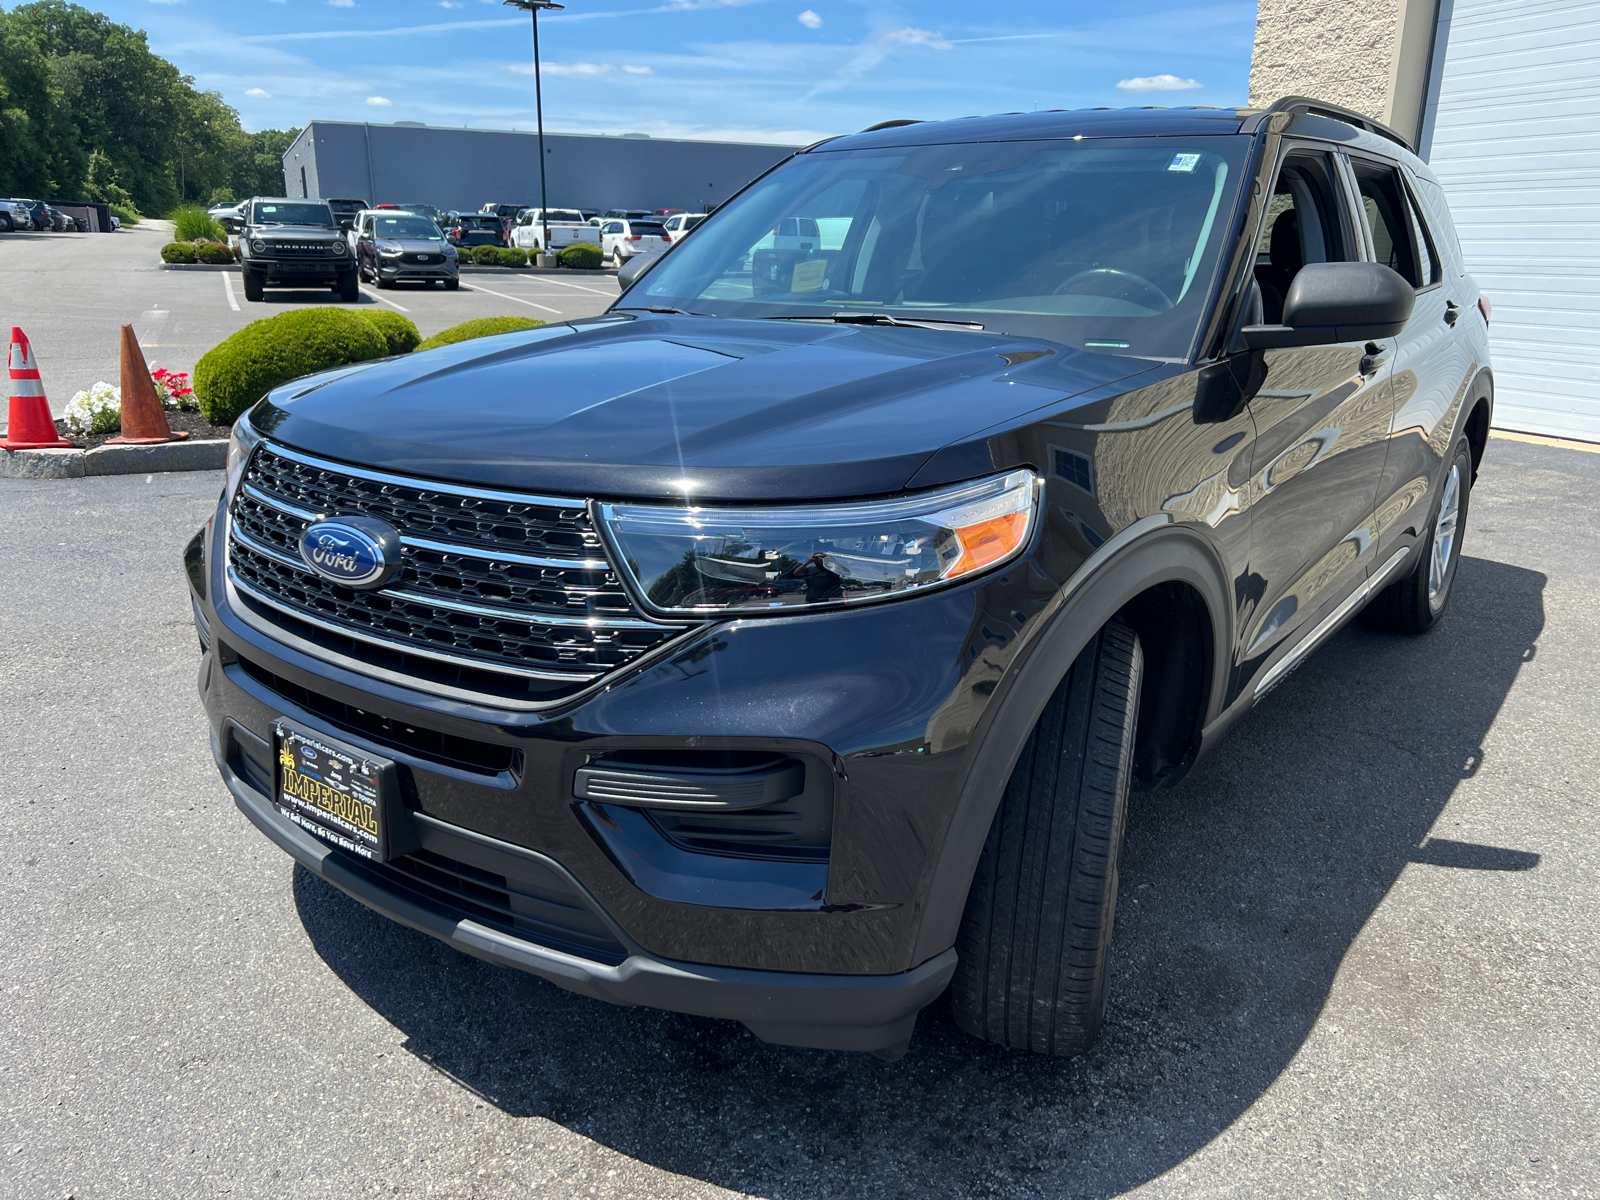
xmin=293 ymin=553 xmax=1544 ymax=1198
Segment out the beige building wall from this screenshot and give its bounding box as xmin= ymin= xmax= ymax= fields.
xmin=1248 ymin=0 xmax=1439 ymax=143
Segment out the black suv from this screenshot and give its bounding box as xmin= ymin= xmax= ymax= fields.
xmin=190 ymin=99 xmax=1492 ymax=1059
xmin=237 ymin=197 xmax=357 ymax=302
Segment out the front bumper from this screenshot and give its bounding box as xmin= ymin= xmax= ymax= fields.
xmin=250 ymin=258 xmax=348 ymax=283
xmin=376 ymin=258 xmax=457 ymax=281
xmin=210 ymin=719 xmax=953 ymax=1051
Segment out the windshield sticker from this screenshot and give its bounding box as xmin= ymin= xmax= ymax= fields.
xmin=791 ymin=259 xmax=827 ymax=292
xmin=1168 ymin=153 xmax=1202 ymax=173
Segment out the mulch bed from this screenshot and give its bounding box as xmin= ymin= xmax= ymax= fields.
xmin=55 ymin=407 xmax=234 ymax=451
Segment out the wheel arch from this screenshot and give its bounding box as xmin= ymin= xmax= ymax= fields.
xmin=910 ymin=521 xmax=1234 ymax=963
xmin=1462 ymin=367 xmax=1494 ymax=479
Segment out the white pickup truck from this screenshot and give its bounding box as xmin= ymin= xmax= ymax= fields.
xmin=509 ymin=209 xmax=601 ymax=253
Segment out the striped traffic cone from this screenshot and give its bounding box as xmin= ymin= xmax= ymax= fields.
xmin=2 ymin=327 xmax=74 ymax=450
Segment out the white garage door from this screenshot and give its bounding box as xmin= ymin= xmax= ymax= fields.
xmin=1424 ymin=0 xmax=1600 ymax=440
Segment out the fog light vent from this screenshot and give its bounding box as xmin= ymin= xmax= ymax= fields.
xmin=575 ymin=751 xmax=802 ymax=811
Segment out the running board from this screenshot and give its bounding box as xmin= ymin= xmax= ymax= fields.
xmin=1253 ymin=547 xmax=1412 ymax=698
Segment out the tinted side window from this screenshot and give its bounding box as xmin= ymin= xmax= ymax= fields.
xmin=1402 ymin=181 xmax=1441 ymax=286
xmin=1253 ymin=151 xmax=1352 ymax=323
xmin=1407 ymin=171 xmax=1464 ymax=277
xmin=1351 ymin=160 xmax=1423 ymax=288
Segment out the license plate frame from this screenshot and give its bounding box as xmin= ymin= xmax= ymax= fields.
xmin=272 ymin=721 xmax=407 ymax=861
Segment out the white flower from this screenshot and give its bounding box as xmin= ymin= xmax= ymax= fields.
xmin=63 ymin=381 xmax=122 ymax=436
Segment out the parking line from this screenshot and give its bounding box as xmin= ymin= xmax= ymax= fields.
xmin=221 ymin=274 xmax=240 ymax=312
xmin=526 ymin=277 xmax=619 ymax=297
xmin=458 ymin=283 xmax=561 ymax=314
xmin=360 ymin=287 xmax=410 ymax=313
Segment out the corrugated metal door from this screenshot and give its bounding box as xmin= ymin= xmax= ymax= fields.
xmin=1424 ymin=0 xmax=1600 ymax=440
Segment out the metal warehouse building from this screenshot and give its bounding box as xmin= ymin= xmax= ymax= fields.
xmin=1252 ymin=0 xmax=1600 ymax=441
xmin=281 ymin=121 xmax=800 ymax=220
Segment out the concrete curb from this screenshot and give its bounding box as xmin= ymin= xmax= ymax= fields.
xmin=156 ymin=262 xmax=617 ymax=277
xmin=1 ymin=439 xmax=228 ymax=479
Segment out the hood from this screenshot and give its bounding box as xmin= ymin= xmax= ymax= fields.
xmin=255 ymin=223 xmax=341 ymax=238
xmin=382 ymin=238 xmax=451 ymax=253
xmin=253 ymin=314 xmax=1162 ymax=502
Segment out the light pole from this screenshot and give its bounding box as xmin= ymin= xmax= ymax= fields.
xmin=504 ymin=0 xmax=565 ymax=259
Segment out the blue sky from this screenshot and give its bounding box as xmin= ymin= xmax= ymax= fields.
xmin=94 ymin=0 xmax=1256 ymax=144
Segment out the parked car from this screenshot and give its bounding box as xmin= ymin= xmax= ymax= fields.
xmin=212 ymin=202 xmax=247 ymax=235
xmin=388 ymin=202 xmax=445 ymax=226
xmin=190 ymin=98 xmax=1490 ymax=1062
xmin=661 ymin=212 xmax=704 ymax=243
xmin=20 ymin=200 xmax=50 ymax=230
xmin=326 ymin=198 xmax=369 ymax=233
xmin=445 ymin=213 xmax=507 ymax=249
xmin=45 ymin=205 xmax=73 ymax=232
xmin=236 ymin=196 xmax=357 ymax=302
xmin=110 ymin=213 xmax=121 ymax=230
xmin=653 ymin=208 xmax=686 ymax=217
xmin=601 ymin=208 xmax=654 ymax=221
xmin=598 ymin=217 xmax=669 ymax=267
xmin=0 ymin=199 xmax=31 ymax=231
xmin=510 ymin=208 xmax=600 ymax=254
xmin=353 ymin=210 xmax=459 ymax=289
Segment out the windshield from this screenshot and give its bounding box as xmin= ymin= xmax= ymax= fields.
xmin=252 ymin=202 xmax=335 ymax=228
xmin=372 ymin=216 xmax=443 ymax=240
xmin=635 ymin=137 xmax=1248 ymax=358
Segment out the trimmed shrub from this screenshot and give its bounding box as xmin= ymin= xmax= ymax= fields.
xmin=161 ymin=241 xmax=198 ymax=264
xmin=470 ymin=244 xmax=503 ymax=265
xmin=193 ymin=308 xmax=389 ymax=425
xmin=171 ymin=205 xmax=226 ymax=243
xmin=360 ymin=309 xmax=422 ymax=355
xmin=415 ymin=316 xmax=545 ymax=353
xmin=195 ymin=240 xmax=235 ymax=265
xmin=496 ymin=247 xmax=529 ymax=268
xmin=557 ymin=241 xmax=603 ymax=269
xmin=109 ymin=204 xmax=140 ymax=226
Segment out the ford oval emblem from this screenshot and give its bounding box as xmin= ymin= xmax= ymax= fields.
xmin=297 ymin=516 xmax=402 ymax=590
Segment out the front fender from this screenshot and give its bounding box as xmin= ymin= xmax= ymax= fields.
xmin=910 ymin=518 xmax=1235 ymax=963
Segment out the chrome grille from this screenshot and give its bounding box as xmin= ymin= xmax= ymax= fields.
xmin=226 ymin=443 xmax=683 ymax=704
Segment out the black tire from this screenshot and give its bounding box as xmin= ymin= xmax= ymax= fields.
xmin=951 ymin=621 xmax=1143 ymax=1056
xmin=338 ymin=269 xmax=360 ymax=302
xmin=0 ymin=215 xmax=11 ymax=232
xmin=613 ymin=248 xmax=626 ymax=269
xmin=1361 ymin=436 xmax=1473 ymax=635
xmin=445 ymin=278 xmax=460 ymax=291
xmin=242 ymin=270 xmax=264 ymax=302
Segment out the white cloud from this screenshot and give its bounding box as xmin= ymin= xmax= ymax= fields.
xmin=329 ymin=0 xmax=355 ymax=7
xmin=797 ymin=9 xmax=822 ymax=29
xmin=1116 ymin=73 xmax=1203 ymax=92
xmin=244 ymin=87 xmax=272 ymax=98
xmin=508 ymin=61 xmax=652 ymax=77
xmin=440 ymin=0 xmax=462 ymax=7
xmin=882 ymin=27 xmax=952 ymax=51
xmin=365 ymin=95 xmax=391 ymax=105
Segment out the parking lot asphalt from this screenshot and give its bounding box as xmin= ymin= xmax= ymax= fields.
xmin=2 ymin=436 xmax=1597 ymax=1200
xmin=0 ymin=223 xmax=619 ymax=435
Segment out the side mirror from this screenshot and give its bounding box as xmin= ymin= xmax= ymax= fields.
xmin=1242 ymin=262 xmax=1415 ymax=350
xmin=617 ymin=253 xmax=656 ymax=289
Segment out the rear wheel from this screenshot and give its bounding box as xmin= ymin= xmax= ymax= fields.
xmin=613 ymin=247 xmax=626 ymax=269
xmin=951 ymin=621 xmax=1143 ymax=1056
xmin=338 ymin=269 xmax=360 ymax=302
xmin=242 ymin=270 xmax=264 ymax=302
xmin=1361 ymin=436 xmax=1473 ymax=634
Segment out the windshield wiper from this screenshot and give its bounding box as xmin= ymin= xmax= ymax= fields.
xmin=615 ymin=305 xmax=702 ymax=316
xmin=762 ymin=311 xmax=986 ymax=331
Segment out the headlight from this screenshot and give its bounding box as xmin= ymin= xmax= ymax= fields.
xmin=599 ymin=469 xmax=1036 ymax=616
xmin=378 ymin=241 xmax=402 ymax=256
xmin=331 ymin=240 xmax=347 ymax=256
xmin=249 ymin=238 xmax=265 ymax=253
xmin=225 ymin=414 xmax=263 ymax=503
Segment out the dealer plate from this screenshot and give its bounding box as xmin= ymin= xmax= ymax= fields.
xmin=273 ymin=724 xmax=389 ymax=859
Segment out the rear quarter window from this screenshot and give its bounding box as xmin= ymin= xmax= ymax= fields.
xmin=1406 ymin=170 xmax=1465 ymax=278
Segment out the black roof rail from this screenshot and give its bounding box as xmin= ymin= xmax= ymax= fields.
xmin=859 ymin=119 xmax=923 ymax=133
xmin=1264 ymin=95 xmax=1413 ymax=153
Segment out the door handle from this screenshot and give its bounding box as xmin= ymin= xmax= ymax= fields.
xmin=1444 ymin=300 xmax=1461 ymax=326
xmin=1360 ymin=341 xmax=1387 ymax=376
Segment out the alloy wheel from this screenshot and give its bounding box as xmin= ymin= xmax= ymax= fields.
xmin=1428 ymin=463 xmax=1461 ymax=611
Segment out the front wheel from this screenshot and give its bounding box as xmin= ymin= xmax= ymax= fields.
xmin=1361 ymin=436 xmax=1473 ymax=634
xmin=951 ymin=620 xmax=1143 ymax=1056
xmin=242 ymin=270 xmax=264 ymax=302
xmin=0 ymin=215 xmax=12 ymax=232
xmin=444 ymin=278 xmax=460 ymax=291
xmin=337 ymin=269 xmax=360 ymax=302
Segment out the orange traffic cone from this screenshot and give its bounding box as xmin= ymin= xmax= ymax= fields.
xmin=107 ymin=323 xmax=187 ymax=445
xmin=2 ymin=326 xmax=74 ymax=450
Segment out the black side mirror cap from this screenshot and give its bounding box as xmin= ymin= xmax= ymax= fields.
xmin=617 ymin=254 xmax=655 ymax=289
xmin=1241 ymin=261 xmax=1415 ymax=349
